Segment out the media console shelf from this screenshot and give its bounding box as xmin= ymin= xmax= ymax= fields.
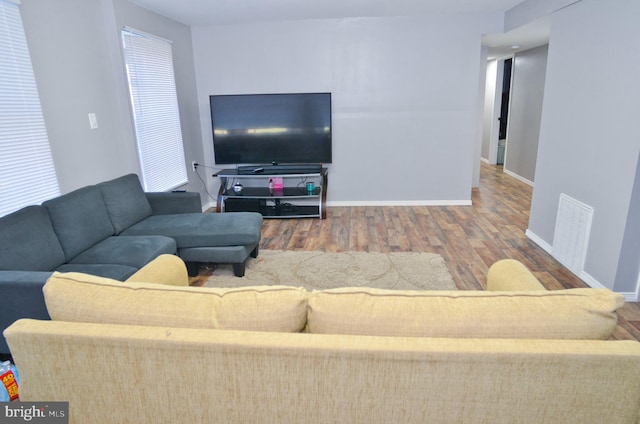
xmin=214 ymin=168 xmax=328 ymax=219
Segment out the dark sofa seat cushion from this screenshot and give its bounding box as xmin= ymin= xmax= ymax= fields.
xmin=98 ymin=174 xmax=153 ymax=234
xmin=54 ymin=263 xmax=139 ymax=281
xmin=0 ymin=206 xmax=65 ymax=271
xmin=43 ymin=186 xmax=114 ymax=261
xmin=67 ymin=236 xmax=176 ymax=269
xmin=0 ymin=271 xmax=53 ymax=353
xmin=120 ymin=212 xmax=263 ymax=247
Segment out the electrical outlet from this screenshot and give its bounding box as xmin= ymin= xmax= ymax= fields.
xmin=88 ymin=113 xmax=98 ymax=130
xmin=191 ymin=161 xmax=198 ymax=172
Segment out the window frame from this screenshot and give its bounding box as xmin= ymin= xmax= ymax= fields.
xmin=121 ymin=27 xmax=188 ymax=192
xmin=0 ymin=0 xmax=60 ymax=217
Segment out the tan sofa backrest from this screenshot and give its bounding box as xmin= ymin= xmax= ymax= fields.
xmin=44 ymin=272 xmax=309 ymax=333
xmin=6 ymin=319 xmax=640 ymax=424
xmin=307 ymin=287 xmax=624 ymax=339
xmin=43 ymin=271 xmax=625 ymax=340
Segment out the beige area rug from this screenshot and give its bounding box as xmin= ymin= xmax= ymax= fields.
xmin=199 ymin=250 xmax=456 ymax=291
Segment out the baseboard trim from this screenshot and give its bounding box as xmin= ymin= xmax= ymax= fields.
xmin=526 ymin=229 xmax=638 ymax=300
xmin=504 ymin=169 xmax=534 ymax=187
xmin=525 ymin=229 xmax=552 ymax=254
xmin=327 ymin=200 xmax=473 ymax=207
xmin=580 ymin=272 xmax=636 ymax=301
xmin=579 ymin=270 xmax=604 ymax=289
xmin=209 ymin=200 xmax=473 ymax=210
xmin=620 ymin=292 xmax=639 ymax=302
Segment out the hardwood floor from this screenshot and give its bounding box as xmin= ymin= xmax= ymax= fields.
xmin=258 ymin=161 xmax=640 ymax=341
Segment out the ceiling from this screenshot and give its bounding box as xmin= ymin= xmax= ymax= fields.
xmin=129 ymin=0 xmax=550 ymax=59
xmin=483 ymin=16 xmax=550 ymax=59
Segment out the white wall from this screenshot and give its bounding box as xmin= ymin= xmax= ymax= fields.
xmin=20 ymin=0 xmax=137 ymax=193
xmin=481 ymin=60 xmax=498 ymax=161
xmin=504 ymin=0 xmax=579 ymax=31
xmin=19 ymin=0 xmax=207 ymax=204
xmin=111 ymin=0 xmax=207 ymax=201
xmin=192 ymin=14 xmax=502 ymax=204
xmin=528 ymin=0 xmax=640 ymax=290
xmin=471 ymin=46 xmax=489 ymax=189
xmin=504 ymin=44 xmax=547 ymax=184
xmin=615 ymin=148 xmax=640 ymax=295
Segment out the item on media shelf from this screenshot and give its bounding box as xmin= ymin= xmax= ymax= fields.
xmin=272 ymin=177 xmax=283 ymax=190
xmin=0 ymin=360 xmax=19 ymax=401
xmin=306 ymin=182 xmax=315 ymax=195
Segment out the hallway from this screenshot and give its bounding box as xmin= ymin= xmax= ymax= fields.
xmin=258 ymin=162 xmax=640 ymax=340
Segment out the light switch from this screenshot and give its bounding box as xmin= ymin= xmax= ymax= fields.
xmin=88 ymin=113 xmax=98 ymax=130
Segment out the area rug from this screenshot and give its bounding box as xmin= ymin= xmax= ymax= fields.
xmin=197 ymin=250 xmax=456 ymax=291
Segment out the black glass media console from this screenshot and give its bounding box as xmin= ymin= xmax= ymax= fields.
xmin=213 ymin=168 xmax=328 ymax=219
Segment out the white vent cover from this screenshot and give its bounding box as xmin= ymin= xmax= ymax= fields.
xmin=552 ymin=194 xmax=594 ymax=276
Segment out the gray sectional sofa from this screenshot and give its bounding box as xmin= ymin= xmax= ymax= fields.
xmin=0 ymin=173 xmax=263 ymax=354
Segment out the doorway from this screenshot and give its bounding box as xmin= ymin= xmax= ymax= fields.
xmin=497 ymin=58 xmax=512 ymax=165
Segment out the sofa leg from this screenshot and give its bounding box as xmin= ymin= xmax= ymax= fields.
xmin=232 ymin=262 xmax=246 ymax=277
xmin=250 ymin=245 xmax=259 ymax=258
xmin=185 ymin=261 xmax=200 ymax=277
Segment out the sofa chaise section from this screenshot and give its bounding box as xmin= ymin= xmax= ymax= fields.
xmin=99 ymin=174 xmax=263 ymax=277
xmin=120 ymin=212 xmax=262 ymax=276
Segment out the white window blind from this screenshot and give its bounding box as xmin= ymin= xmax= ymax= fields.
xmin=121 ymin=28 xmax=188 ymax=192
xmin=0 ymin=0 xmax=59 ymax=217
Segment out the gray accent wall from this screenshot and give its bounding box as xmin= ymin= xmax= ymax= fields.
xmin=19 ymin=0 xmax=501 ymax=207
xmin=528 ymin=0 xmax=640 ymax=291
xmin=615 ymin=148 xmax=640 ymax=293
xmin=504 ymin=44 xmax=548 ymax=183
xmin=191 ymin=14 xmax=503 ymax=204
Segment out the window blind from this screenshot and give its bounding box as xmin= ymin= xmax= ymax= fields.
xmin=0 ymin=0 xmax=60 ymax=217
xmin=121 ymin=28 xmax=188 ymax=192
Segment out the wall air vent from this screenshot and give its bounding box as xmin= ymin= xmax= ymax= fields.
xmin=552 ymin=193 xmax=594 ymax=276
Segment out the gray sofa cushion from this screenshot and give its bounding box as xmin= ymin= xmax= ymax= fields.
xmin=44 ymin=186 xmax=115 ymax=261
xmin=54 ymin=263 xmax=139 ymax=281
xmin=145 ymin=192 xmax=201 ymax=215
xmin=0 ymin=206 xmax=66 ymax=271
xmin=0 ymin=271 xmax=53 ymax=353
xmin=99 ymin=174 xmax=153 ymax=234
xmin=67 ymin=236 xmax=176 ymax=268
xmin=121 ymin=212 xmax=263 ymax=247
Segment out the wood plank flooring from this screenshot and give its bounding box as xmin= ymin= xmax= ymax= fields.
xmin=257 ymin=162 xmax=640 ymax=342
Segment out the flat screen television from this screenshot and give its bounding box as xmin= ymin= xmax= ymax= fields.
xmin=210 ymin=93 xmax=332 ymax=166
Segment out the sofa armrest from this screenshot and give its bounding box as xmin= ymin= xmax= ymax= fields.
xmin=145 ymin=191 xmax=202 ymax=215
xmin=486 ymin=259 xmax=546 ymax=291
xmin=0 ymin=271 xmax=52 ymax=354
xmin=125 ymin=254 xmax=189 ymax=287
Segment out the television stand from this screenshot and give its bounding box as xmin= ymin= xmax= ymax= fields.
xmin=213 ymin=168 xmax=328 ymax=219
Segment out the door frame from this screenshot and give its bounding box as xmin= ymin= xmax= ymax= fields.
xmin=487 ymin=55 xmax=514 ymax=165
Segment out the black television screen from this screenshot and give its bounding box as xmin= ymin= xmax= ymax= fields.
xmin=210 ymin=93 xmax=332 ymax=165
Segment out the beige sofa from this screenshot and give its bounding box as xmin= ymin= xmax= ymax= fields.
xmin=5 ymin=256 xmax=640 ymax=423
